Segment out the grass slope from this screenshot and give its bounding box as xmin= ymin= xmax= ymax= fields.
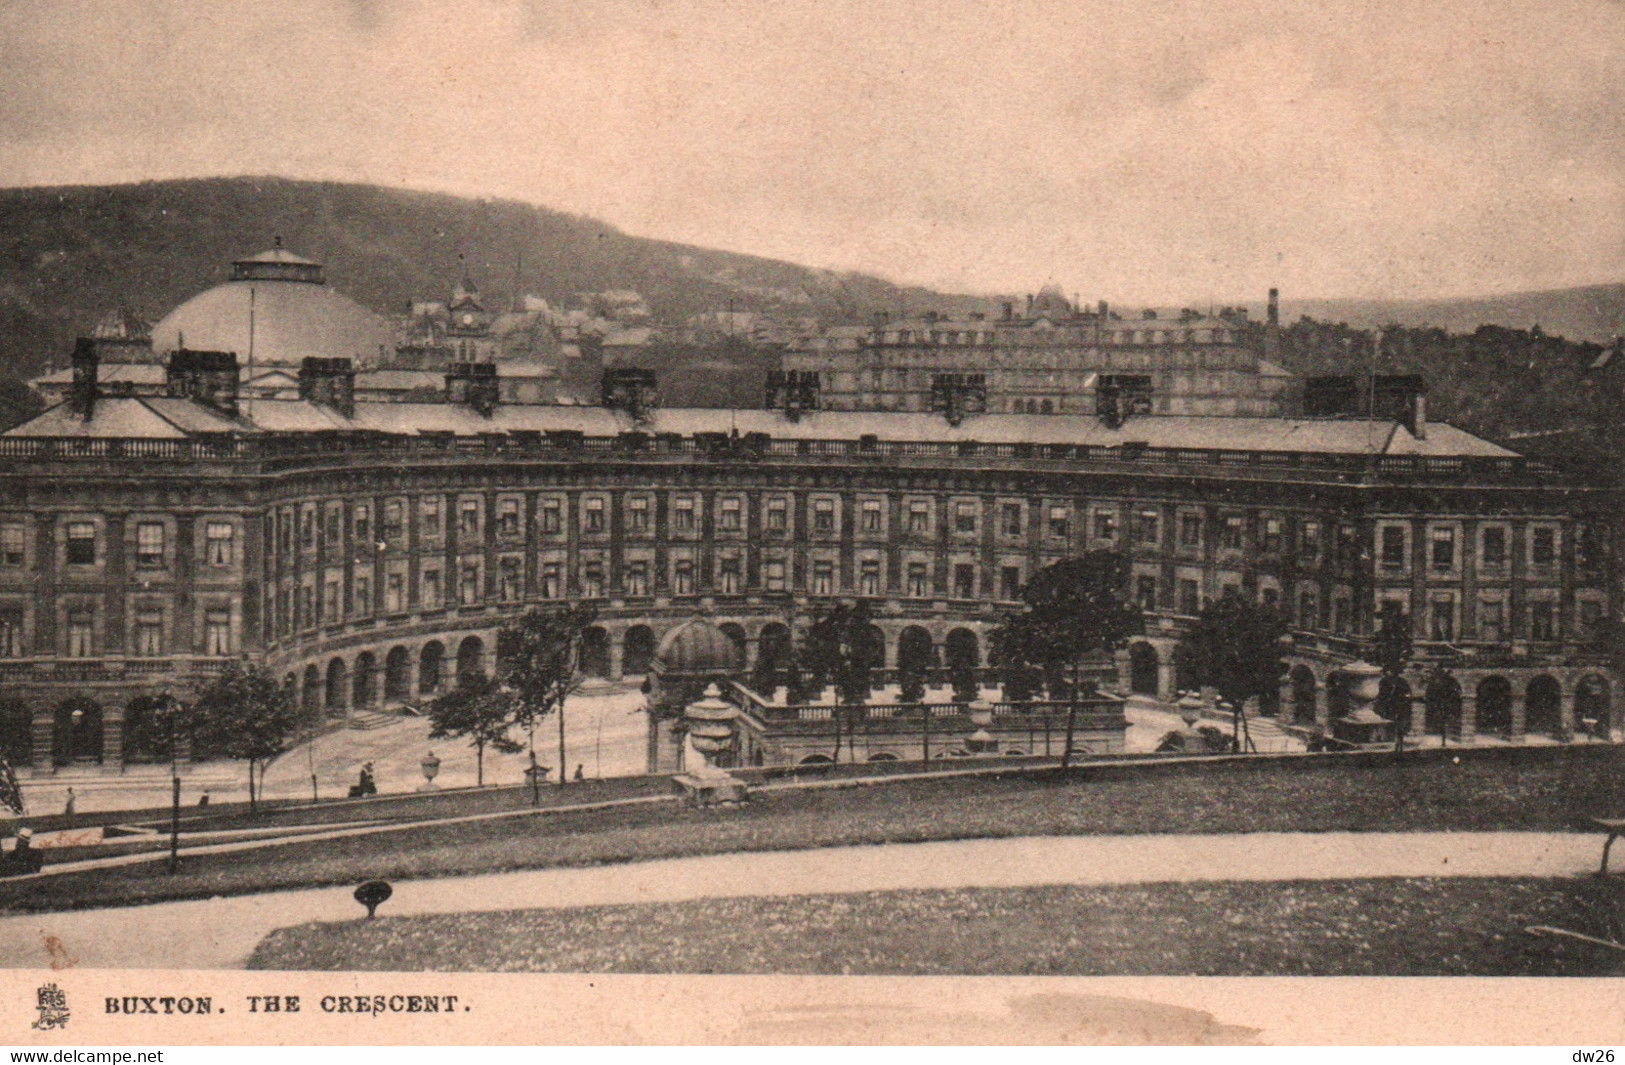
xmin=249 ymin=877 xmax=1625 ymax=976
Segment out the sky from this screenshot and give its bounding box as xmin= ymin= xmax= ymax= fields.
xmin=1 ymin=0 xmax=1622 ymax=302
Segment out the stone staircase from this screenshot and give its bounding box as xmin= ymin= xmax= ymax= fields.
xmin=346 ymin=707 xmax=401 ymax=731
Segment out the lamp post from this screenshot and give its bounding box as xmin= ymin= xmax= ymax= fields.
xmin=154 ymin=693 xmax=181 ymax=874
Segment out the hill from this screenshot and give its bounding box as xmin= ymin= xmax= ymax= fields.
xmin=1280 ymin=286 xmax=1625 ymax=346
xmin=0 ymin=176 xmax=990 ymax=384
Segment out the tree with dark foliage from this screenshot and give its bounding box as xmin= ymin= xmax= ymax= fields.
xmin=496 ymin=603 xmax=598 ymax=788
xmin=193 ymin=663 xmax=299 ymax=811
xmin=997 ymin=553 xmax=1142 ymax=768
xmin=426 ymin=670 xmax=520 ymax=787
xmin=1183 ymin=588 xmax=1291 ymax=752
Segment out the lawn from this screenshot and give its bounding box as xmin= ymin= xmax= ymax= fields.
xmin=6 ymin=744 xmax=1624 ymax=914
xmin=248 ymin=876 xmax=1625 ymax=976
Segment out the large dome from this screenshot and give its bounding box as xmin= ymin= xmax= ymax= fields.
xmin=150 ymin=247 xmax=393 ymax=367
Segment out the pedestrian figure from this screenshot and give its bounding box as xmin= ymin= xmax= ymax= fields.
xmin=360 ymin=762 xmax=376 ymax=796
xmin=574 ymin=763 xmax=585 ymax=782
xmin=62 ymin=788 xmax=75 ymax=819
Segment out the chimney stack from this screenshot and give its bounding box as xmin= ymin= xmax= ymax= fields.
xmin=299 ymin=357 xmax=356 ymax=419
xmin=165 ymin=348 xmax=240 ymax=417
xmin=446 ymin=361 xmax=499 ymax=417
xmin=1267 ymin=287 xmax=1279 ymax=327
xmin=70 ymin=337 xmax=98 ymax=422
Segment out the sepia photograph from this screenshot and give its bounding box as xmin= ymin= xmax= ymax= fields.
xmin=0 ymin=0 xmax=1623 ymax=1048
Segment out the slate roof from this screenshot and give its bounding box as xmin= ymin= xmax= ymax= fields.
xmin=1 ymin=394 xmax=1520 ymax=459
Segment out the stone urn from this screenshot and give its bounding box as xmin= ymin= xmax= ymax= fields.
xmin=965 ymin=699 xmax=997 ymax=754
xmin=1332 ymin=660 xmax=1393 ymax=746
xmin=685 ymin=684 xmax=739 ymax=776
xmin=419 ymin=750 xmax=441 ymax=791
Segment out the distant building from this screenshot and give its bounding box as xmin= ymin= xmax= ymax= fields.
xmin=781 ymin=286 xmax=1294 ymax=417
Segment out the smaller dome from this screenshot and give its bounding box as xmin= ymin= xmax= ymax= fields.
xmin=654 ymin=619 xmax=741 ymax=675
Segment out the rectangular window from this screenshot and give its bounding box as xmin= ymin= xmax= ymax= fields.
xmin=1580 ymin=598 xmax=1602 ymax=636
xmin=860 ymin=501 xmax=882 ymax=533
xmin=324 ymin=503 xmax=341 ymax=548
xmin=205 ymin=522 xmax=234 ymax=566
xmin=1094 ymin=510 xmax=1117 ymax=542
xmin=66 ymin=522 xmax=96 ymax=566
xmin=300 ymin=509 xmax=315 ymax=549
xmin=540 ymin=562 xmax=561 ymax=599
xmin=814 ymin=560 xmax=835 ymax=595
xmin=718 ymin=558 xmax=741 ymax=594
xmin=1578 ymin=523 xmax=1604 ymax=573
xmin=67 ymin=613 xmax=93 ymax=657
xmin=353 ymin=505 xmax=370 ymax=547
xmin=1528 ymin=600 xmax=1555 ymax=641
xmin=1001 ymin=566 xmax=1022 ymax=601
xmin=1261 ymin=518 xmax=1283 ymax=554
xmin=719 ymin=499 xmax=742 ymax=532
xmin=1298 ymin=588 xmax=1318 ymax=628
xmin=627 ymin=497 xmax=650 ymax=534
xmin=765 ymin=559 xmax=787 ymax=592
xmin=1048 ymin=506 xmax=1070 ymax=541
xmin=136 ymin=522 xmax=165 ymax=569
xmin=906 ymin=562 xmax=929 ymax=598
xmin=421 ymin=497 xmax=442 ymax=538
xmin=1479 ymin=598 xmax=1504 ymax=643
xmin=582 ymin=498 xmax=605 ymax=533
xmin=953 ymin=563 xmax=975 ymax=599
xmin=954 ymin=502 xmax=977 ymax=535
xmin=1179 ymin=513 xmax=1202 ymax=549
xmin=582 ymin=562 xmax=605 ymax=598
xmin=498 ymin=558 xmax=520 ymax=600
xmin=1481 ymin=526 xmax=1508 ymax=571
xmin=672 ymin=499 xmax=695 ymax=533
xmin=1429 ymin=596 xmax=1455 ymax=642
xmin=422 ymin=568 xmax=442 ymax=609
xmin=1299 ymin=520 xmax=1321 ymax=561
xmin=1531 ymin=526 xmax=1556 ymax=569
xmin=1 ymin=524 xmax=25 ymax=568
xmin=354 ymin=574 xmax=371 ymax=617
xmin=205 ymin=611 xmax=231 ymax=656
xmin=813 ymin=499 xmax=835 ymax=535
xmin=1262 ymin=586 xmax=1280 ymax=610
xmin=1135 ymin=509 xmax=1160 ymax=546
xmin=496 ymin=499 xmax=520 ymax=537
xmin=1136 ymin=575 xmax=1158 ymax=611
xmin=765 ymin=499 xmax=787 ymax=532
xmin=385 ymin=572 xmax=404 ymax=613
xmin=134 ymin=610 xmax=162 ymax=657
xmin=1380 ymin=526 xmax=1407 ymax=570
xmin=625 ymin=560 xmax=649 ymax=597
xmin=322 ymin=579 xmax=339 ymax=621
xmin=860 ymin=559 xmax=881 ymax=596
xmin=541 ymin=501 xmax=562 ymax=535
xmin=673 ymin=559 xmax=695 ymax=595
xmin=459 ymin=500 xmax=481 ymax=538
xmin=908 ymin=502 xmax=930 ymax=534
xmin=1179 ymin=579 xmax=1201 ymax=616
xmin=1002 ymin=502 xmax=1023 ymax=537
xmin=1430 ymin=528 xmax=1456 ymax=571
xmin=459 ymin=563 xmax=481 ymax=605
xmin=383 ymin=501 xmax=404 ymax=542
xmin=1220 ymin=515 xmax=1244 ymax=551
xmin=0 ymin=610 xmax=22 ymax=657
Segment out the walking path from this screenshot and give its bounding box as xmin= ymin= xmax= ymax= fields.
xmin=0 ymin=830 xmax=1602 ymax=970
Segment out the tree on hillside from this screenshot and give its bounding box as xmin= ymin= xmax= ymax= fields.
xmin=1182 ymin=588 xmax=1291 ymax=752
xmin=997 ymin=553 xmax=1142 ymax=768
xmin=426 ymin=670 xmax=520 ymax=787
xmin=496 ymin=603 xmax=598 ymax=792
xmin=193 ymin=663 xmax=300 ymax=811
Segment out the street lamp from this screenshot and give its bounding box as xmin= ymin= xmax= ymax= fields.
xmin=153 ymin=693 xmax=182 ymax=874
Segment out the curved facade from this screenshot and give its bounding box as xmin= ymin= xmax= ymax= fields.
xmin=0 ymin=347 xmax=1619 ymax=771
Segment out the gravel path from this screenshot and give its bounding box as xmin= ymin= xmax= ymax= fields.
xmin=0 ymin=830 xmax=1603 ymax=970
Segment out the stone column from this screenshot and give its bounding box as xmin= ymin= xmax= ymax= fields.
xmin=1457 ymin=692 xmax=1477 ymax=744
xmin=30 ymin=708 xmax=53 ymax=772
xmin=103 ymin=710 xmax=124 ymax=770
xmin=609 ymin=638 xmax=624 ymax=681
xmin=1314 ymin=685 xmax=1330 ymax=730
xmin=1276 ymin=677 xmax=1294 ymax=721
xmin=1113 ymin=648 xmax=1132 ymax=695
xmin=1509 ymin=693 xmax=1527 ymax=744
xmin=1406 ymin=693 xmax=1426 ymax=740
xmin=1156 ymin=660 xmax=1177 ymax=703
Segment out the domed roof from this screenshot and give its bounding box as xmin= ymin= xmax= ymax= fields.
xmin=654 ymin=619 xmax=741 ymax=675
xmin=150 ymin=248 xmax=393 ymax=367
